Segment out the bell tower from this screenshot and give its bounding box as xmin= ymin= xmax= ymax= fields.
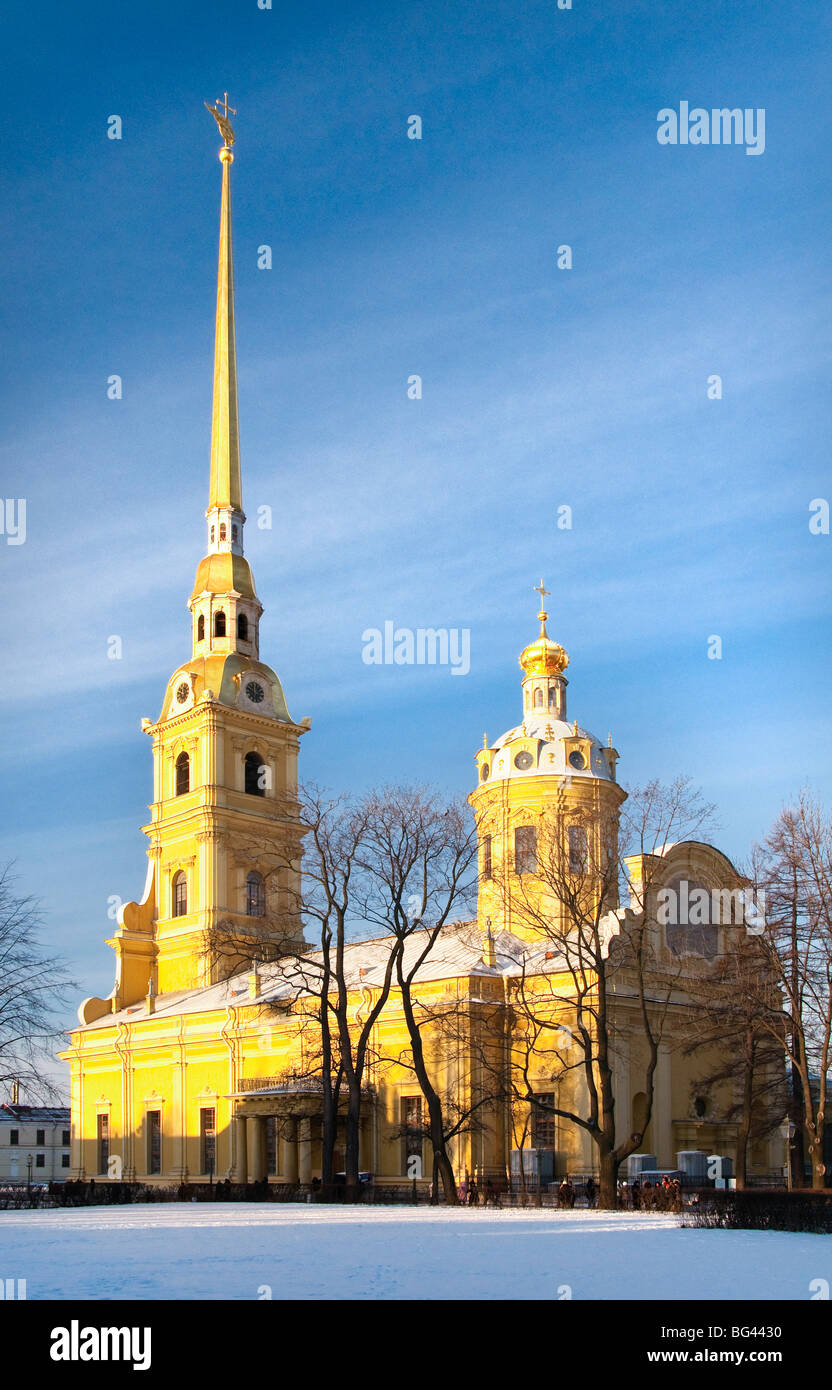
xmin=98 ymin=99 xmax=309 ymax=1010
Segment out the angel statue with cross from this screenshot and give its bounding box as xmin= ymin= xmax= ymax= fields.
xmin=204 ymin=93 xmax=236 ymax=147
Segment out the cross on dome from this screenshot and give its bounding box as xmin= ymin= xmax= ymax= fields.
xmin=533 ymin=578 xmax=550 ymax=633
xmin=518 ymin=577 xmax=569 ymax=680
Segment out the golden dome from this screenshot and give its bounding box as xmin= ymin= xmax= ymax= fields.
xmin=160 ymin=652 xmax=290 ymax=722
xmin=519 ymin=628 xmax=569 ymax=677
xmin=190 ymin=552 xmax=258 ymax=602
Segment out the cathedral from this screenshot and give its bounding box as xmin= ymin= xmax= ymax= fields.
xmin=61 ymin=113 xmax=785 ymax=1194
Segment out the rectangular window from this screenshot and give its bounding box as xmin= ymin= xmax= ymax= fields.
xmin=568 ymin=824 xmax=587 ymax=874
xmin=401 ymin=1096 xmax=423 ymax=1175
xmin=482 ymin=834 xmax=492 ymax=880
xmin=97 ymin=1113 xmax=109 ymax=1175
xmin=35 ymin=1153 xmax=45 ymax=1168
xmin=9 ymin=1129 xmax=18 ymax=1146
xmin=200 ymin=1108 xmax=216 ymax=1176
xmin=531 ymin=1094 xmax=556 ymax=1150
xmin=515 ymin=825 xmax=537 ymax=875
xmin=265 ymin=1116 xmax=277 ymax=1176
xmin=62 ymin=1129 xmax=70 ymax=1146
xmin=246 ymin=873 xmax=266 ymax=917
xmin=61 ymin=1153 xmax=70 ymax=1168
xmin=36 ymin=1128 xmax=45 ymax=1145
xmin=147 ymin=1110 xmax=161 ymax=1175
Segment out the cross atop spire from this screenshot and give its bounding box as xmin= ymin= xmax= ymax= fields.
xmin=534 ymin=577 xmax=550 ymax=636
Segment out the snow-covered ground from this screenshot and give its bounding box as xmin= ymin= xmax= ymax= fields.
xmin=0 ymin=1204 xmax=828 ymax=1300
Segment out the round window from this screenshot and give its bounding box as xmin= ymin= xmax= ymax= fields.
xmin=514 ymin=751 xmax=534 ymax=771
xmin=568 ymin=750 xmax=586 ymax=770
xmin=480 ymin=764 xmax=489 ymax=782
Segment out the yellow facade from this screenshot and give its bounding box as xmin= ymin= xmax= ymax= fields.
xmin=60 ymin=117 xmax=785 ymax=1192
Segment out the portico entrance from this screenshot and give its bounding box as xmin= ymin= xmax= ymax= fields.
xmin=229 ymin=1076 xmax=372 ymax=1184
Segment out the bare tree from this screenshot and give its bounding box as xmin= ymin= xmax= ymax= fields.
xmin=353 ymin=787 xmax=479 ymax=1203
xmin=203 ymin=787 xmax=399 ymax=1193
xmin=683 ymin=932 xmax=787 ymax=1187
xmin=0 ymin=866 xmax=74 ymax=1103
xmin=745 ymin=793 xmax=832 ymax=1189
xmin=292 ymin=787 xmax=396 ymax=1191
xmin=383 ymin=986 xmax=509 ymax=1200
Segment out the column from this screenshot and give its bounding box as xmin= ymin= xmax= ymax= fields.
xmin=283 ymin=1117 xmax=299 ymax=1183
xmin=172 ymin=1040 xmax=187 ymax=1178
xmin=613 ymin=1043 xmax=631 ymax=1151
xmin=298 ymin=1117 xmax=312 ymax=1184
xmin=248 ymin=1117 xmax=267 ymax=1181
xmin=358 ymin=1119 xmax=369 ymax=1175
xmin=233 ymin=1113 xmax=248 ymax=1184
xmin=655 ymin=1044 xmax=673 ymax=1168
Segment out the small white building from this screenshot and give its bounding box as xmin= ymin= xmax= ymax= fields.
xmin=0 ymin=1104 xmax=71 ymax=1183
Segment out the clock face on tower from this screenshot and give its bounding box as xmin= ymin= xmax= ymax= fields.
xmin=176 ymin=682 xmax=190 ymax=705
xmin=246 ymin=681 xmax=264 ymax=704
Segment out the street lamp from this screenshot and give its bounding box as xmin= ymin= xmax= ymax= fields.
xmin=781 ymin=1120 xmax=796 ymax=1191
xmin=26 ymin=1154 xmax=33 ymax=1192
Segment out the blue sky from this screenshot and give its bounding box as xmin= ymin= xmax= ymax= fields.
xmin=1 ymin=0 xmax=830 ymax=1081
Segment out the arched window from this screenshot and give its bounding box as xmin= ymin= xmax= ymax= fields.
xmin=244 ymin=751 xmax=267 ymax=796
xmin=246 ymin=871 xmax=266 ymax=917
xmin=210 ymin=526 xmax=215 ymax=543
xmin=237 ymin=612 xmax=248 ymax=641
xmin=232 ymin=525 xmax=238 ymax=542
xmin=197 ymin=614 xmax=205 ymax=642
xmin=175 ymin=751 xmax=190 ymax=796
xmin=548 ymin=687 xmax=557 ymax=709
xmin=534 ymin=688 xmax=543 ymax=709
xmin=219 ymin=523 xmax=226 ymax=541
xmin=172 ymin=871 xmax=187 ymax=917
xmin=214 ymin=610 xmax=226 ymax=638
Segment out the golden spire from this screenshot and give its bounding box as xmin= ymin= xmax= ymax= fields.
xmin=207 ymin=95 xmax=242 ymax=514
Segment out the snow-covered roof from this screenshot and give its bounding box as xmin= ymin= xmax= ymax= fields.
xmin=487 ymin=715 xmax=613 ymax=783
xmin=0 ymin=1104 xmax=70 ymax=1123
xmin=79 ymin=922 xmax=573 ymax=1032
